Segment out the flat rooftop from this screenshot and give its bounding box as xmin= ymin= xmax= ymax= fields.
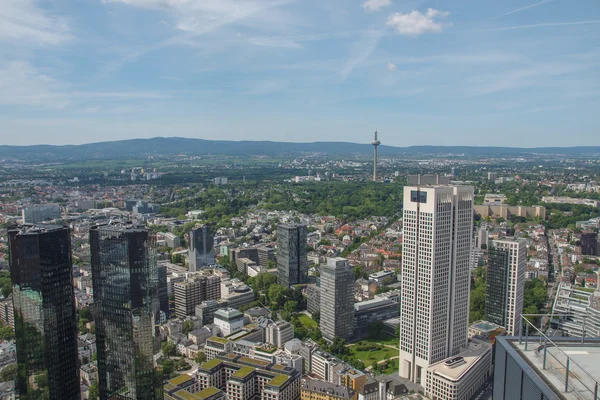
xmin=509 ymin=338 xmax=600 ymax=400
xmin=428 ymin=340 xmax=492 ymax=381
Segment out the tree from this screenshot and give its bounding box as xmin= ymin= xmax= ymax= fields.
xmin=171 ymin=253 xmax=184 ymax=264
xmin=88 ymin=382 xmax=100 ymax=400
xmin=329 ymin=337 xmax=348 ymax=357
xmin=194 ymin=352 xmax=207 ymax=364
xmin=312 ymin=310 xmax=320 ymax=324
xmin=284 ymin=300 xmax=298 ymax=314
xmin=371 ymin=361 xmax=380 ymax=372
xmin=268 ymin=284 xmax=287 ymax=310
xmin=182 ymin=320 xmax=194 ymax=335
xmin=0 ymin=364 xmax=17 ymax=382
xmin=0 ymin=321 xmax=14 ymax=341
xmin=162 ymin=359 xmax=175 ymax=376
xmin=162 ymin=341 xmax=176 ymax=357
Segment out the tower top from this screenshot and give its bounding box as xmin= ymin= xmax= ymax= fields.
xmin=371 ymin=129 xmax=381 ymax=146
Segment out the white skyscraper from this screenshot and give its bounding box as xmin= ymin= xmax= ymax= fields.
xmin=399 ymin=185 xmax=474 ymax=385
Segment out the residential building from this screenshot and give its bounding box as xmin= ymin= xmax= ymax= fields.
xmin=320 ymin=258 xmax=355 ymax=341
xmin=21 ymin=204 xmax=60 ymax=223
xmin=581 ymin=232 xmax=598 ymax=256
xmin=354 ymin=298 xmax=399 ymax=334
xmin=494 ymin=335 xmax=600 ymax=400
xmin=485 ymin=238 xmax=526 ymax=336
xmin=196 ymin=353 xmax=301 ymax=400
xmin=474 ymin=204 xmax=546 ymax=220
xmin=8 ymin=224 xmax=80 ymax=399
xmin=399 ymin=185 xmax=474 ymax=385
xmin=174 ymin=273 xmax=221 ymax=319
xmin=277 ymin=224 xmax=308 ymax=287
xmin=265 ymin=320 xmax=294 ymax=349
xmin=214 ymin=308 xmax=244 ymax=337
xmin=90 ymin=223 xmax=162 ymax=400
xmin=189 ymin=226 xmax=215 ymax=272
xmin=301 ymin=381 xmax=357 ymax=400
xmin=212 ymin=177 xmax=228 ymax=185
xmin=425 ymin=339 xmax=493 ymax=400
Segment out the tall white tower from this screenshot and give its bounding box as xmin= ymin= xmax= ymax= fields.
xmin=399 ymin=184 xmax=474 ymax=385
xmin=371 ymin=130 xmax=380 ymax=181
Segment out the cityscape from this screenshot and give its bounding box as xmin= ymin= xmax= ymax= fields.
xmin=1 ymin=0 xmax=600 ymax=399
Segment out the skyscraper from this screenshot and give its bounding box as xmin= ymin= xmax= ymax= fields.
xmin=276 ymin=224 xmax=308 ymax=287
xmin=581 ymin=232 xmax=598 ymax=256
xmin=320 ymin=257 xmax=355 ymax=341
xmin=399 ymin=185 xmax=474 ymax=385
xmin=8 ymin=224 xmax=80 ymax=399
xmin=189 ymin=225 xmax=215 ymax=271
xmin=486 ymin=238 xmax=526 ymax=336
xmin=90 ymin=223 xmax=162 ymax=400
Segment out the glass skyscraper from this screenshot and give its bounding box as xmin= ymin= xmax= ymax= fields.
xmin=276 ymin=223 xmax=308 ymax=287
xmin=8 ymin=224 xmax=80 ymax=400
xmin=188 ymin=225 xmax=215 ymax=271
xmin=90 ymin=223 xmax=162 ymax=400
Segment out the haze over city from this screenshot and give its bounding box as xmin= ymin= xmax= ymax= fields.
xmin=1 ymin=0 xmax=599 ymax=146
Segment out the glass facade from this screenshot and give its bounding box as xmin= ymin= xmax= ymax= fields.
xmin=486 ymin=247 xmax=510 ymax=327
xmin=8 ymin=225 xmax=80 ymax=400
xmin=189 ymin=226 xmax=215 ymax=271
xmin=90 ymin=224 xmax=162 ymax=400
xmin=276 ymin=224 xmax=308 ymax=287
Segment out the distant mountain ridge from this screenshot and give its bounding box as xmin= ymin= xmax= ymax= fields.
xmin=0 ymin=137 xmax=598 ymax=161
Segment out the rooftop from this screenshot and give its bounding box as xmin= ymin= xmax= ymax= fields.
xmin=168 ymin=374 xmax=194 ymax=386
xmin=199 ymin=358 xmax=223 ymax=370
xmin=267 ymin=374 xmax=290 ymax=388
xmin=301 ymin=380 xmax=356 ymax=399
xmin=231 ymin=366 xmax=254 ymax=379
xmin=427 ymin=340 xmax=492 ymax=381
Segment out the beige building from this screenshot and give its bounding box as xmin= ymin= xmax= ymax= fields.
xmin=474 ymin=204 xmax=546 ymax=220
xmin=301 ymin=380 xmax=357 ymax=400
xmin=174 ymin=272 xmax=221 ymax=319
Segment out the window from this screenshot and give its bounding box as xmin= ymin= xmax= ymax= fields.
xmin=411 ymin=190 xmax=428 ymax=203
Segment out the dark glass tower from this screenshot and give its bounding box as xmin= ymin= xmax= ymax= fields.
xmin=276 ymin=224 xmax=308 ymax=287
xmin=485 ymin=246 xmax=510 ymax=327
xmin=90 ymin=224 xmax=162 ymax=400
xmin=188 ymin=225 xmax=215 ymax=271
xmin=8 ymin=224 xmax=80 ymax=400
xmin=157 ymin=263 xmax=169 ymax=321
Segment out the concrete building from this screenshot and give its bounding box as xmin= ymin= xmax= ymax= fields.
xmin=476 ymin=228 xmax=489 ymax=250
xmin=474 ymin=204 xmax=546 ymax=220
xmin=212 ymin=177 xmax=228 ymax=185
xmin=353 ymin=298 xmax=399 ymax=335
xmin=214 ymin=308 xmax=244 ymax=337
xmin=485 ymin=238 xmax=526 ymax=336
xmin=367 ymin=270 xmax=395 ymax=285
xmin=21 ymin=205 xmax=60 ymax=223
xmin=230 ymin=248 xmax=259 ymax=267
xmin=265 ymin=320 xmax=294 ymax=349
xmin=306 ymin=284 xmax=321 ymax=315
xmin=400 ymin=185 xmax=474 ymax=385
xmin=195 ymin=299 xmax=228 ymax=327
xmin=204 ymin=337 xmax=233 ymax=361
xmin=236 ymin=257 xmax=257 ymax=275
xmin=320 ymin=258 xmax=355 ymax=341
xmin=174 ymin=273 xmax=221 ymax=319
xmin=301 ymin=381 xmax=357 ymax=400
xmin=164 ymin=232 xmax=181 ymax=248
xmin=0 ymin=297 xmax=14 ymax=328
xmin=581 ymin=232 xmax=598 ymax=256
xmin=257 ymin=246 xmax=276 ymax=267
xmin=483 ymin=193 xmax=507 ymax=204
xmin=220 ymin=278 xmax=255 ymax=310
xmin=542 ymin=196 xmax=599 ymax=208
xmin=189 ymin=225 xmax=215 ymax=272
xmin=494 ymin=335 xmax=600 ymax=400
xmin=551 ymin=281 xmax=600 ymax=337
xmin=277 ymin=224 xmax=308 ymax=287
xmin=407 ymin=175 xmax=451 ymax=185
xmin=196 ymin=353 xmax=301 ymax=400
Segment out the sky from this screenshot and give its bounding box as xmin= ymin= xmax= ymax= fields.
xmin=0 ymin=0 xmax=599 ymax=147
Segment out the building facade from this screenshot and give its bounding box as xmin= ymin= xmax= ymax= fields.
xmin=214 ymin=308 xmax=244 ymax=337
xmin=486 ymin=238 xmax=526 ymax=336
xmin=301 ymin=381 xmax=357 ymax=400
xmin=265 ymin=320 xmax=294 ymax=349
xmin=277 ymin=224 xmax=308 ymax=287
xmin=8 ymin=225 xmax=80 ymax=399
xmin=399 ymin=185 xmax=474 ymax=385
xmin=90 ymin=223 xmax=162 ymax=400
xmin=581 ymin=232 xmax=598 ymax=256
xmin=174 ymin=273 xmax=221 ymax=319
xmin=189 ymin=226 xmax=215 ymax=272
xmin=320 ymin=258 xmax=355 ymax=341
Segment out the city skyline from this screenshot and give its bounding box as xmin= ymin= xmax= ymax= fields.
xmin=1 ymin=0 xmax=599 ymax=146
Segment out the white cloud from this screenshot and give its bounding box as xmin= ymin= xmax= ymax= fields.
xmin=362 ymin=0 xmax=392 ymax=12
xmin=386 ymin=8 xmax=449 ymax=36
xmin=0 ymin=0 xmax=71 ymax=45
xmin=387 ymin=62 xmax=397 ymax=71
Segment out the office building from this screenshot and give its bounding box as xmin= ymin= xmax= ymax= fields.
xmin=21 ymin=205 xmax=61 ymax=224
xmin=306 ymin=284 xmax=321 ymax=314
xmin=163 ymin=232 xmax=181 ymax=249
xmin=581 ymin=232 xmax=598 ymax=256
xmin=277 ymin=224 xmax=308 ymax=287
xmin=90 ymin=223 xmax=162 ymax=400
xmin=320 ymin=258 xmax=355 ymax=341
xmin=476 ymin=228 xmax=489 ymax=250
xmin=485 ymin=238 xmax=526 ymax=336
xmin=257 ymin=246 xmax=276 ymax=267
xmin=8 ymin=224 xmax=80 ymax=399
xmin=399 ymin=185 xmax=474 ymax=385
xmin=195 ymin=299 xmax=228 ymax=327
xmin=214 ymin=308 xmax=244 ymax=337
xmin=189 ymin=226 xmax=215 ymax=272
xmin=174 ymin=273 xmax=220 ymax=319
xmin=494 ymin=335 xmax=600 ymax=400
xmin=0 ymin=297 xmax=14 ymax=328
xmin=157 ymin=263 xmax=169 ymax=321
xmin=265 ymin=320 xmax=294 ymax=349
xmin=220 ymin=278 xmax=255 ymax=310
xmin=301 ymin=381 xmax=357 ymax=400
xmin=551 ymin=280 xmax=600 ymax=337
xmin=354 ymin=298 xmax=399 ymax=334
xmin=425 ymin=340 xmax=493 ymax=400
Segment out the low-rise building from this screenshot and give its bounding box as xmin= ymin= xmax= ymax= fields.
xmin=205 ymin=337 xmax=233 ymax=361
xmin=265 ymin=320 xmax=294 ymax=349
xmin=353 ymin=298 xmax=399 ymax=335
xmin=214 ymin=308 xmax=244 ymax=337
xmin=301 ymin=380 xmax=357 ymax=400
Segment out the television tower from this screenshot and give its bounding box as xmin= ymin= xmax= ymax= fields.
xmin=371 ymin=129 xmax=381 ymax=181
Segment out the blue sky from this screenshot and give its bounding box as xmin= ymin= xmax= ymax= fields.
xmin=0 ymin=0 xmax=599 ymax=147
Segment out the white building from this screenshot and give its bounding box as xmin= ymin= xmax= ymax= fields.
xmin=425 ymin=340 xmax=493 ymax=400
xmin=265 ymin=320 xmax=294 ymax=349
xmin=399 ymin=185 xmax=474 ymax=385
xmin=213 ymin=308 xmax=244 ymax=337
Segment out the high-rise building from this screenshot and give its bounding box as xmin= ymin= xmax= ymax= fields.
xmin=486 ymin=238 xmax=526 ymax=336
xmin=581 ymin=232 xmax=598 ymax=256
xmin=174 ymin=273 xmax=220 ymax=319
xmin=90 ymin=223 xmax=162 ymax=400
xmin=189 ymin=225 xmax=215 ymax=272
xmin=320 ymin=257 xmax=355 ymax=341
xmin=276 ymin=224 xmax=308 ymax=287
xmin=21 ymin=204 xmax=61 ymax=224
xmin=399 ymin=185 xmax=474 ymax=385
xmin=8 ymin=225 xmax=80 ymax=400
xmin=157 ymin=263 xmax=169 ymax=321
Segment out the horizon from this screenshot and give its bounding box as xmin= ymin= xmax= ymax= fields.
xmin=1 ymin=0 xmax=599 ymax=147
